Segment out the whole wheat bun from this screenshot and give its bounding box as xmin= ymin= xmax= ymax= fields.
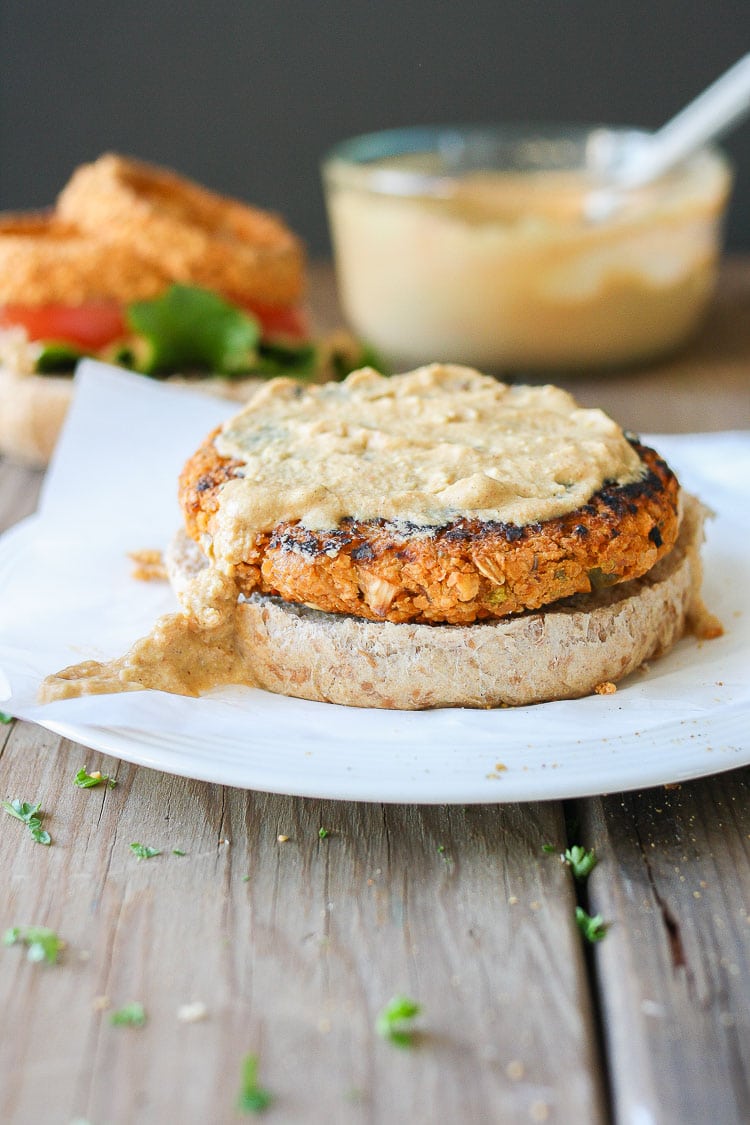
xmin=165 ymin=493 xmax=716 ymax=709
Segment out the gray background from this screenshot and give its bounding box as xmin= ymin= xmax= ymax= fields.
xmin=1 ymin=1 xmax=749 ymax=256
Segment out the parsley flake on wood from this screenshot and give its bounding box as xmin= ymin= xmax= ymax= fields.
xmin=576 ymin=907 xmax=609 ymax=943
xmin=172 ymin=848 xmax=187 ymax=856
xmin=565 ymin=846 xmax=598 ymax=881
xmin=2 ymin=799 xmax=51 ymax=845
xmin=542 ymin=842 xmax=598 ymax=880
xmin=4 ymin=925 xmax=63 ymax=964
xmin=110 ymin=1001 xmax=147 ymax=1027
xmin=237 ymin=1053 xmax=273 ymax=1114
xmin=129 ymin=843 xmax=161 ymax=860
xmin=74 ymin=767 xmax=117 ymax=789
xmin=318 ymin=827 xmax=330 ymax=839
xmin=376 ymin=995 xmax=422 ymax=1048
xmin=0 ymin=711 xmax=13 ymax=724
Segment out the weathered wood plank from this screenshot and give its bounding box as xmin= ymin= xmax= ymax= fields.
xmin=0 ymin=724 xmax=605 ymax=1124
xmin=580 ymin=768 xmax=750 ymax=1125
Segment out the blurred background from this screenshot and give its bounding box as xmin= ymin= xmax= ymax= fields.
xmin=1 ymin=1 xmax=749 ymax=257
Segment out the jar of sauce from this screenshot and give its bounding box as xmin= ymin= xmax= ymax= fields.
xmin=322 ymin=125 xmax=732 ymax=373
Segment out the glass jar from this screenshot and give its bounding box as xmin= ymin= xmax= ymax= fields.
xmin=322 ymin=124 xmax=732 ymax=373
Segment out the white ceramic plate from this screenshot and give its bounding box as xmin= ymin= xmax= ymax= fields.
xmin=36 ymin=693 xmax=750 ymax=803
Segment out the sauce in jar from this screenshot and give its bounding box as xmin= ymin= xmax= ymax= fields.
xmin=323 ymin=129 xmax=731 ymax=372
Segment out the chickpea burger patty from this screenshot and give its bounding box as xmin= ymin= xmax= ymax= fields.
xmin=180 ymin=433 xmax=679 ymax=625
xmin=179 ymin=365 xmax=680 ymax=626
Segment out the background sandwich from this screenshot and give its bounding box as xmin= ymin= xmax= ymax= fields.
xmin=0 ymin=154 xmax=368 ymax=466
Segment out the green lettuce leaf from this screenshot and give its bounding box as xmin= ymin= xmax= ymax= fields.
xmin=126 ymin=284 xmax=261 ymax=375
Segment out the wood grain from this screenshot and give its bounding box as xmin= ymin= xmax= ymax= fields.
xmin=580 ymin=771 xmax=750 ymax=1125
xmin=0 ymin=727 xmax=605 ymax=1123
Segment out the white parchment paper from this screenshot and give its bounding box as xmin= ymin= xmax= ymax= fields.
xmin=0 ymin=361 xmax=747 ymax=800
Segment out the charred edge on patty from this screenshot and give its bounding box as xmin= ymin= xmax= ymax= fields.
xmin=179 ymin=434 xmax=681 ymax=626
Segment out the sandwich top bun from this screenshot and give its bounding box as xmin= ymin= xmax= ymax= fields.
xmin=39 ymin=366 xmax=722 ymax=710
xmin=0 ymin=155 xmax=313 ymax=467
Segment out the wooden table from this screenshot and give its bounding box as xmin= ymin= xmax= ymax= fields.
xmin=1 ymin=262 xmax=749 ymax=1125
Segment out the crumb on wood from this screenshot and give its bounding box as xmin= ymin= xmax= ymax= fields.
xmin=594 ymin=681 xmax=617 ymax=695
xmin=177 ymin=1001 xmax=208 ymax=1023
xmin=128 ymin=548 xmax=167 ymax=582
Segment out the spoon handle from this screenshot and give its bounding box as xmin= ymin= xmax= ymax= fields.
xmin=615 ymin=53 xmax=750 ymax=189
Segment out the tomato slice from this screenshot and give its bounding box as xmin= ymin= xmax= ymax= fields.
xmin=233 ymin=298 xmax=310 ymax=342
xmin=0 ymin=295 xmax=310 ymax=354
xmin=0 ymin=302 xmax=128 ymax=352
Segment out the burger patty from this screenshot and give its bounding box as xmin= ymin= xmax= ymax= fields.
xmin=178 ymin=433 xmax=680 ymax=625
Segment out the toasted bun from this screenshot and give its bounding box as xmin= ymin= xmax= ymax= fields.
xmin=165 ymin=494 xmax=714 ymax=709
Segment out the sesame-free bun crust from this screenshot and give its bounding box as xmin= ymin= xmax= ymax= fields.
xmin=166 ymin=494 xmax=711 ymax=709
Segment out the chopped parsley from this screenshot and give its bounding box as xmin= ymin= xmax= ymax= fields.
xmin=565 ymin=846 xmax=598 ymax=881
xmin=0 ymin=711 xmax=13 ymax=724
xmin=376 ymin=995 xmax=422 ymax=1048
xmin=318 ymin=827 xmax=330 ymax=839
xmin=542 ymin=843 xmax=598 ymax=880
xmin=110 ymin=1001 xmax=147 ymax=1027
xmin=172 ymin=848 xmax=187 ymax=857
xmin=575 ymin=907 xmax=608 ymax=943
xmin=2 ymin=799 xmax=51 ymax=845
xmin=74 ymin=767 xmax=117 ymax=789
xmin=129 ymin=843 xmax=161 ymax=860
xmin=237 ymin=1053 xmax=273 ymax=1114
xmin=4 ymin=925 xmax=63 ymax=964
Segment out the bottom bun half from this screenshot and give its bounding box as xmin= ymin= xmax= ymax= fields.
xmin=166 ymin=493 xmax=715 ymax=710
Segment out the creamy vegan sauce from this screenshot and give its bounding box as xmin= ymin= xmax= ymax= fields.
xmin=210 ymin=364 xmax=644 ymax=566
xmin=41 ymin=564 xmax=257 ymax=702
xmin=40 ymin=365 xmax=646 ymax=703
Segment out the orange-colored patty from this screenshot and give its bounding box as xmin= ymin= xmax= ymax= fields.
xmin=178 ymin=432 xmax=680 ymax=625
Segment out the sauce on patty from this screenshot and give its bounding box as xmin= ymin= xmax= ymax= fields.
xmin=210 ymin=364 xmax=644 ymax=568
